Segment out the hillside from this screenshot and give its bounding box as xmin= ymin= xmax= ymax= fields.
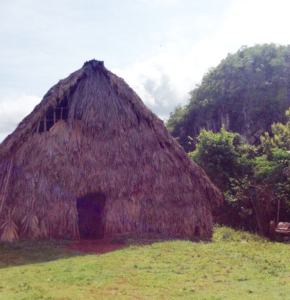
xmin=1 ymin=227 xmax=290 ymax=300
xmin=167 ymin=44 xmax=290 ymax=152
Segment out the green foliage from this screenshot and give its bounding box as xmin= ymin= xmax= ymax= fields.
xmin=167 ymin=44 xmax=290 ymax=151
xmin=167 ymin=43 xmax=290 ymax=232
xmin=260 ymin=108 xmax=290 ymax=152
xmin=190 ymin=127 xmax=241 ymax=190
xmin=256 ymin=109 xmax=290 ymax=219
xmin=189 ymin=128 xmax=258 ymax=231
xmin=189 ymin=107 xmax=290 ymax=233
xmin=166 ymin=104 xmax=186 ymax=133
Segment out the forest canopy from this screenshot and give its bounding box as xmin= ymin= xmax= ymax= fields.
xmin=167 ymin=44 xmax=290 ymax=152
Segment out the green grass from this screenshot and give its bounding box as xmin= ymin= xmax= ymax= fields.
xmin=1 ymin=227 xmax=290 ymax=300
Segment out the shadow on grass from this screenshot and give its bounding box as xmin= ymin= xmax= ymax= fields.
xmin=0 ymin=240 xmax=87 ymax=269
xmin=0 ymin=233 xmax=206 ymax=269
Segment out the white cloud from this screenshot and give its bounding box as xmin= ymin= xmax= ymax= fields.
xmin=115 ymin=0 xmax=290 ymax=120
xmin=0 ymin=94 xmax=41 ymax=142
xmin=2 ymin=0 xmax=290 ymax=130
xmin=114 ymin=53 xmax=193 ymax=120
xmin=212 ymin=0 xmax=290 ymax=49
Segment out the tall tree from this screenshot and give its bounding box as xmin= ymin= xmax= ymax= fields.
xmin=168 ymin=44 xmax=290 ymax=152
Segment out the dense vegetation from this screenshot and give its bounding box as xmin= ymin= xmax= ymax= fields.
xmin=167 ymin=44 xmax=290 ymax=152
xmin=189 ymin=110 xmax=290 ymax=235
xmin=165 ymin=43 xmax=290 ymax=234
xmin=1 ymin=227 xmax=290 ymax=300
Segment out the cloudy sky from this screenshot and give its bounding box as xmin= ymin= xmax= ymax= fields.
xmin=1 ymin=0 xmax=290 ymax=141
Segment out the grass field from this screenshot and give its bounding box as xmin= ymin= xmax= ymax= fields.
xmin=0 ymin=227 xmax=290 ymax=300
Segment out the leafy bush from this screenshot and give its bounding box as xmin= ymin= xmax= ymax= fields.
xmin=189 ymin=128 xmax=259 ymax=231
xmin=189 ymin=111 xmax=290 ymax=236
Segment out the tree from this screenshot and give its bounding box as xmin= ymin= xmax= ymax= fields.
xmin=189 ymin=109 xmax=290 ymax=235
xmin=189 ymin=127 xmax=258 ymax=231
xmin=167 ymin=44 xmax=290 ymax=151
xmin=257 ymin=108 xmax=290 ymax=223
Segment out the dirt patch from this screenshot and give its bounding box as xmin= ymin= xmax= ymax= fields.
xmin=66 ymin=239 xmax=126 ymax=255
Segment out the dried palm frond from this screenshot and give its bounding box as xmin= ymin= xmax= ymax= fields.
xmin=21 ymin=211 xmax=41 ymax=240
xmin=0 ymin=208 xmax=19 ymax=242
xmin=39 ymin=219 xmax=49 ymax=239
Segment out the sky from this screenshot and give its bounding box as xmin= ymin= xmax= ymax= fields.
xmin=1 ymin=0 xmax=290 ymax=142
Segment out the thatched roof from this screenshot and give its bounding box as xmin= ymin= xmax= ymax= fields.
xmin=0 ymin=60 xmax=222 ymax=242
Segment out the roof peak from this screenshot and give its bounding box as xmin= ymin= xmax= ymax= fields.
xmin=83 ymin=59 xmax=104 ymax=68
xmin=82 ymin=60 xmax=106 ymax=77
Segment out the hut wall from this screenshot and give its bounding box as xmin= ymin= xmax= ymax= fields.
xmin=0 ymin=115 xmax=214 ymax=240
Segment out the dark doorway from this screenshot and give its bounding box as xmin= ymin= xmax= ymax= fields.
xmin=194 ymin=226 xmax=200 ymax=237
xmin=77 ymin=193 xmax=106 ymax=239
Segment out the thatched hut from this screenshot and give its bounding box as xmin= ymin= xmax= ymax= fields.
xmin=0 ymin=60 xmax=222 ymax=242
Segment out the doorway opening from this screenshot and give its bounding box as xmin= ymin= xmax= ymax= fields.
xmin=77 ymin=193 xmax=106 ymax=239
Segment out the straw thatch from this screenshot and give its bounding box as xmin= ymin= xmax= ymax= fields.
xmin=0 ymin=60 xmax=222 ymax=242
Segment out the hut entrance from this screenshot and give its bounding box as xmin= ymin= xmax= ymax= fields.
xmin=77 ymin=193 xmax=106 ymax=239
